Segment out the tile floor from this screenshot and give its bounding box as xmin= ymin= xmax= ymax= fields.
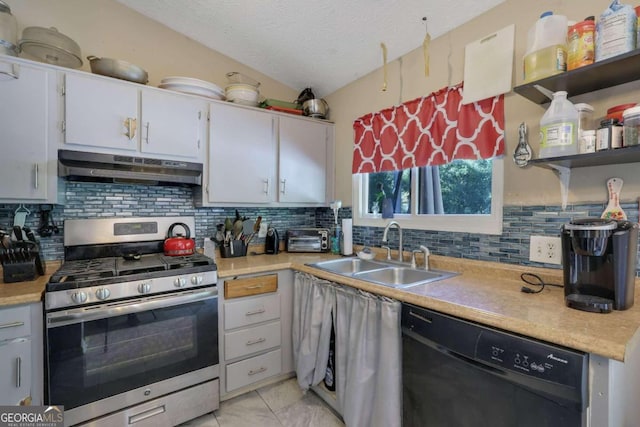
xmin=180 ymin=378 xmax=344 ymax=427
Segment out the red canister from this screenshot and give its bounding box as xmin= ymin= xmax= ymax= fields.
xmin=607 ymin=103 xmax=638 ymax=122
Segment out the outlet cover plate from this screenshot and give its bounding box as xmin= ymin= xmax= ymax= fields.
xmin=529 ymin=235 xmax=562 ymax=265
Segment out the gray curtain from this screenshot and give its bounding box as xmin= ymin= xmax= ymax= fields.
xmin=292 ymin=272 xmax=336 ymax=391
xmin=334 ymin=286 xmax=402 ymax=427
xmin=419 ymin=166 xmax=444 ymax=214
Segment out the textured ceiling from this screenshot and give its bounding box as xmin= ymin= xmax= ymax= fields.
xmin=117 ymin=0 xmax=505 ymax=97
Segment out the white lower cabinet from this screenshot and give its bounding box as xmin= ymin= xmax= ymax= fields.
xmin=0 ymin=303 xmax=43 ymax=406
xmin=219 ymin=270 xmax=294 ymax=398
xmin=226 ymin=349 xmax=282 ymax=392
xmin=224 ymin=321 xmax=282 ymax=361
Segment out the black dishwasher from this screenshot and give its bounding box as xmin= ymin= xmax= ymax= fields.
xmin=401 ymin=303 xmax=588 ymax=427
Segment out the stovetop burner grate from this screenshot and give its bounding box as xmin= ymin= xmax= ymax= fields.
xmin=50 ymin=259 xmax=117 ymax=283
xmin=48 ymin=253 xmax=216 ymax=290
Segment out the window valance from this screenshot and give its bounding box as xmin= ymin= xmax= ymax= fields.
xmin=352 ymin=83 xmax=504 ymax=174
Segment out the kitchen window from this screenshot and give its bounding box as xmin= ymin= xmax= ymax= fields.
xmin=351 ymin=83 xmax=504 ymax=234
xmin=352 ymin=158 xmax=503 ymax=234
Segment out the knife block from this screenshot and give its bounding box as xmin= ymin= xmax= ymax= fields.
xmin=3 ymin=259 xmax=37 ymax=283
xmin=219 ymin=241 xmax=247 ymax=258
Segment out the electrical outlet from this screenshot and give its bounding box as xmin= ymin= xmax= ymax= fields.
xmin=529 ymin=235 xmax=562 ymax=265
xmin=258 ymin=222 xmax=268 ymax=238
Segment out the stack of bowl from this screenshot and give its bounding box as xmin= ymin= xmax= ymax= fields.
xmin=158 ymin=76 xmax=225 ymax=100
xmin=225 ymin=72 xmax=260 ymax=107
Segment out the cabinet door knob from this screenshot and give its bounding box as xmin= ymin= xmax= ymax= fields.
xmin=280 ymin=179 xmax=287 ymax=194
xmin=123 ymin=117 xmax=137 ymax=140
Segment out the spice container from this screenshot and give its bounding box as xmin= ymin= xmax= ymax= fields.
xmin=567 ymin=17 xmax=595 ymax=70
xmin=597 ymin=118 xmax=623 ymax=151
xmin=623 ymin=106 xmax=640 ymax=146
xmin=579 ymin=130 xmax=597 ymax=153
xmin=574 ymin=103 xmax=594 ymax=139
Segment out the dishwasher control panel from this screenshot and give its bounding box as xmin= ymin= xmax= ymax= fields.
xmin=476 ymin=330 xmax=587 ymax=388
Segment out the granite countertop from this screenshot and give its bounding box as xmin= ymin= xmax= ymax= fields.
xmin=3 ymin=252 xmax=640 ymax=362
xmin=0 ymin=261 xmax=60 ymax=307
xmin=216 ymin=251 xmax=640 ymax=362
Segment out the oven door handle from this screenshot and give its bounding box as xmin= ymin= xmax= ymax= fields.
xmin=46 ymin=289 xmax=218 ymax=328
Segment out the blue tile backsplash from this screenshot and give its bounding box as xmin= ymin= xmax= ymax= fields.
xmin=1 ymin=182 xmax=638 ymax=274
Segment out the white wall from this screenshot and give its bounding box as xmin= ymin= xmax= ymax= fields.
xmin=5 ymin=0 xmax=298 ymax=102
xmin=325 ymin=0 xmax=640 ymax=207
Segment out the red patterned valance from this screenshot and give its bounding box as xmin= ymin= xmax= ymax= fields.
xmin=352 ymin=83 xmax=504 ymax=173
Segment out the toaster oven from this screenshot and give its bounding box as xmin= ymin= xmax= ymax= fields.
xmin=286 ymin=228 xmax=330 ymax=252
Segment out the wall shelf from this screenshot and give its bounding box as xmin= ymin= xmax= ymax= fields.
xmin=528 ymin=145 xmax=640 ymax=170
xmin=513 ymin=49 xmax=640 ymax=104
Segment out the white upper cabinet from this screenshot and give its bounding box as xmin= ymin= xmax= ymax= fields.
xmin=64 ymin=73 xmax=206 ymax=160
xmin=204 ymin=102 xmax=276 ymax=204
xmin=0 ymin=59 xmax=56 ymax=202
xmin=140 ymin=90 xmax=205 ymax=158
xmin=64 ymin=73 xmax=138 ymax=152
xmin=197 ymin=102 xmax=334 ymax=207
xmin=278 ymin=116 xmax=332 ymax=204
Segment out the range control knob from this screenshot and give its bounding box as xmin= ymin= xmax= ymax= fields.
xmin=70 ymin=291 xmax=88 ymax=304
xmin=191 ymin=275 xmax=203 ymax=285
xmin=174 ymin=277 xmax=187 ymax=288
xmin=95 ymin=288 xmax=111 ymax=300
xmin=138 ymin=283 xmax=151 ymax=294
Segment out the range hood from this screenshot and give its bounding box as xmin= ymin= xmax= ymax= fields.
xmin=58 ymin=150 xmax=203 ymax=186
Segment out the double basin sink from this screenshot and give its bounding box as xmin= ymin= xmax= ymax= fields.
xmin=307 ymin=257 xmax=458 ymax=289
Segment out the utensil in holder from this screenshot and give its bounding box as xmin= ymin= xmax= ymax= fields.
xmin=220 ymin=240 xmax=247 ymax=258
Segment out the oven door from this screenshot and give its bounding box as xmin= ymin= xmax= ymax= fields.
xmin=45 ymin=288 xmax=218 ymax=411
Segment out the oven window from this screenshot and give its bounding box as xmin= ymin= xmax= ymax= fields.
xmin=46 ymin=297 xmax=218 ymax=410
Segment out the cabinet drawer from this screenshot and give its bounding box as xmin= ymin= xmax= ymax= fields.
xmin=226 ymin=349 xmax=282 ymax=392
xmin=224 ymin=294 xmax=280 ymax=330
xmin=0 ymin=305 xmax=31 ymax=342
xmin=225 ymin=274 xmax=278 ymax=299
xmin=224 ymin=321 xmax=281 ymax=360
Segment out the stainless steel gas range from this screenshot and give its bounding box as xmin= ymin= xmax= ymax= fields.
xmin=44 ymin=217 xmax=219 ymax=427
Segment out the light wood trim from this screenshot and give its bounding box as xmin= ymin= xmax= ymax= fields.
xmin=225 ymin=274 xmax=278 ymax=299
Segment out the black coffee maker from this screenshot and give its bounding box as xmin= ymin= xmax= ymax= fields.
xmin=265 ymin=227 xmax=279 ymax=255
xmin=561 ymin=218 xmax=638 ymax=313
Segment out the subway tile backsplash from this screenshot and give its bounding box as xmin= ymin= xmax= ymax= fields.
xmin=1 ymin=182 xmax=636 ymax=274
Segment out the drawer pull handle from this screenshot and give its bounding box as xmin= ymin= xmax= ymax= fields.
xmin=128 ymin=405 xmax=166 ymax=424
xmin=248 ymin=366 xmax=267 ymax=376
xmin=246 ymin=337 xmax=266 ymax=346
xmin=246 ymin=284 xmax=263 ymax=290
xmin=0 ymin=321 xmax=24 ymax=330
xmin=15 ymin=357 xmax=21 ymax=388
xmin=246 ymin=308 xmax=266 ymax=316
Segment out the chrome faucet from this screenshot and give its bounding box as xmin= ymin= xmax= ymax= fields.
xmin=382 ymin=221 xmax=403 ymax=262
xmin=411 ymin=245 xmax=430 ymax=270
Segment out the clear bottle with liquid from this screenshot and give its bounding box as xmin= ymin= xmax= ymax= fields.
xmin=523 ymin=11 xmax=568 ymax=83
xmin=539 ymin=91 xmax=579 ymax=158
